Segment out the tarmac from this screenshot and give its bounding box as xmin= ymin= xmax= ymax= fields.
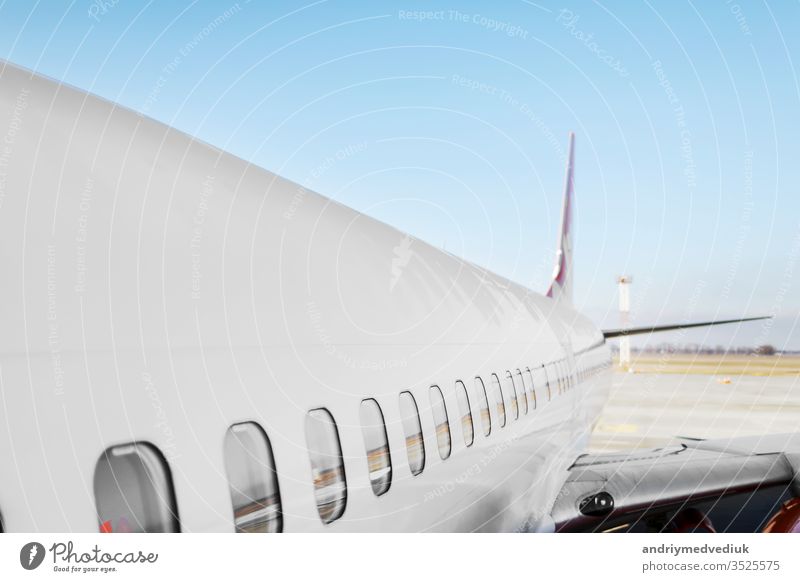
xmin=589 ymin=355 xmax=800 ymax=452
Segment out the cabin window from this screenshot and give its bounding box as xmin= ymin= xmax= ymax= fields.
xmin=491 ymin=374 xmax=507 ymax=427
xmin=359 ymin=399 xmax=392 ymax=496
xmin=399 ymin=391 xmax=425 ymax=475
xmin=305 ymin=409 xmax=347 ymax=524
xmin=93 ymin=442 xmax=179 ymax=533
xmin=566 ymin=360 xmax=572 ymax=389
xmin=429 ymin=386 xmax=452 ymax=459
xmin=565 ymin=360 xmax=572 ymax=389
xmin=224 ymin=422 xmax=282 ymax=533
xmin=525 ymin=367 xmax=537 ymax=409
xmin=556 ymin=361 xmax=564 ymax=394
xmin=515 ymin=370 xmax=529 ymax=415
xmin=474 ymin=377 xmax=492 ymax=437
xmin=505 ymin=372 xmax=520 ymax=419
xmin=455 ymin=381 xmax=474 ymax=446
xmin=543 ymin=364 xmax=552 ymax=401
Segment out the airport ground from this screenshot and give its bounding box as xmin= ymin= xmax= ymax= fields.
xmin=589 ymin=354 xmax=800 ymax=452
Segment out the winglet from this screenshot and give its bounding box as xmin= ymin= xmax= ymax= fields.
xmin=546 ymin=132 xmax=575 ymax=303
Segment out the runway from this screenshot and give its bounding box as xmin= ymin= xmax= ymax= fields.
xmin=588 ymin=355 xmax=800 ymax=452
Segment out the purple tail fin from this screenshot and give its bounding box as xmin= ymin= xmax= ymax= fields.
xmin=546 ymin=132 xmax=575 ymax=303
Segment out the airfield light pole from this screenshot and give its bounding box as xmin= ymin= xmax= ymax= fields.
xmin=617 ymin=276 xmax=633 ymax=368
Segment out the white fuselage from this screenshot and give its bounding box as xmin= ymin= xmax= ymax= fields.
xmin=0 ymin=62 xmax=611 ymax=532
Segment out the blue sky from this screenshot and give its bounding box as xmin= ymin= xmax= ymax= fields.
xmin=2 ymin=1 xmax=798 ymax=349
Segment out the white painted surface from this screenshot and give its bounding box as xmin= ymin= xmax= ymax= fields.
xmin=0 ymin=61 xmax=611 ymax=532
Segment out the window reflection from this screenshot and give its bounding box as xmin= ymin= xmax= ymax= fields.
xmin=93 ymin=442 xmax=179 ymax=533
xmin=224 ymin=422 xmax=282 ymax=533
xmin=491 ymin=374 xmax=506 ymax=427
xmin=359 ymin=399 xmax=392 ymax=496
xmin=455 ymin=381 xmax=474 ymax=446
xmin=525 ymin=367 xmax=537 ymax=410
xmin=305 ymin=409 xmax=347 ymax=524
xmin=429 ymin=386 xmax=451 ymax=459
xmin=474 ymin=377 xmax=492 ymax=437
xmin=515 ymin=370 xmax=528 ymax=415
xmin=543 ymin=364 xmax=552 ymax=401
xmin=505 ymin=372 xmax=519 ymax=420
xmin=399 ymin=391 xmax=425 ymax=476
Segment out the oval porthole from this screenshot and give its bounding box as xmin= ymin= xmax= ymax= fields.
xmin=224 ymin=422 xmax=282 ymax=532
xmin=360 ymin=399 xmax=392 ymax=496
xmin=93 ymin=442 xmax=179 ymax=533
xmin=305 ymin=409 xmax=347 ymax=524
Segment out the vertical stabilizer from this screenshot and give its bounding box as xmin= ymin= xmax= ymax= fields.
xmin=546 ymin=132 xmax=575 ymax=304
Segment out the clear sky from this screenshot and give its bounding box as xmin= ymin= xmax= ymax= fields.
xmin=1 ymin=1 xmax=798 ymax=349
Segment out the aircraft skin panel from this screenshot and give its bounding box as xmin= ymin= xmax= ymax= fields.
xmin=0 ymin=347 xmax=611 ymax=532
xmin=0 ymin=62 xmax=600 ymax=354
xmin=7 ymin=61 xmax=787 ymax=534
xmin=0 ymin=60 xmax=610 ymax=532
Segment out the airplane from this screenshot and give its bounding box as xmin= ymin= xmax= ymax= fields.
xmin=0 ymin=60 xmax=797 ymax=534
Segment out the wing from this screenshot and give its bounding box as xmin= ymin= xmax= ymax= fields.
xmin=551 ymin=433 xmax=800 ymax=532
xmin=602 ymin=315 xmax=771 ymax=339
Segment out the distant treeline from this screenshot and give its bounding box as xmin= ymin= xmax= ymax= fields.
xmin=609 ymin=343 xmax=798 ymax=356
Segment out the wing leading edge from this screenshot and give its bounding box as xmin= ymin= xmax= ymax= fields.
xmin=602 ymin=315 xmax=771 ymax=339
